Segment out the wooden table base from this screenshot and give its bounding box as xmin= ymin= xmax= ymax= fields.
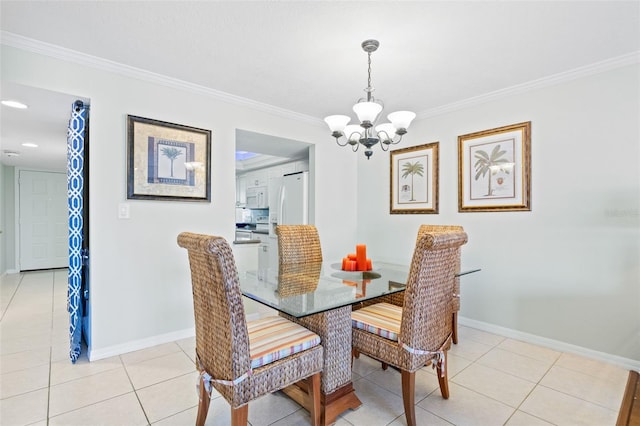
xmin=282 ymin=381 xmax=362 ymax=425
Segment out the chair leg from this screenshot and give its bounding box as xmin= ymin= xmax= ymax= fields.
xmin=307 ymin=372 xmax=321 ymax=426
xmin=401 ymin=370 xmax=416 ymax=426
xmin=195 ymin=378 xmax=211 ymax=426
xmin=381 ymin=362 xmax=388 ymax=370
xmin=436 ymin=351 xmax=450 ymax=399
xmin=452 ymin=312 xmax=458 ymax=344
xmin=231 ymin=404 xmax=249 ymax=426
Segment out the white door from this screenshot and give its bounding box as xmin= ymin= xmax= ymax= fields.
xmin=19 ymin=170 xmax=68 ymax=270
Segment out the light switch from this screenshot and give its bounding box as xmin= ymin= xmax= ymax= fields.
xmin=118 ymin=203 xmax=130 ymax=219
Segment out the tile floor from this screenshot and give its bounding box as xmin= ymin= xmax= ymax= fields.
xmin=0 ymin=269 xmax=629 ymax=425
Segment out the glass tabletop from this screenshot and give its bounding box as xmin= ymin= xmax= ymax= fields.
xmin=239 ymin=261 xmax=409 ymax=318
xmin=239 ymin=261 xmax=480 ymax=318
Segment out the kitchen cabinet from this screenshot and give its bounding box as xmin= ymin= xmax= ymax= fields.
xmin=236 ymin=175 xmax=247 ymax=206
xmin=236 ymin=161 xmax=307 ymax=207
xmin=279 ymin=162 xmax=296 ymax=176
xmin=245 ymin=170 xmax=268 ymax=188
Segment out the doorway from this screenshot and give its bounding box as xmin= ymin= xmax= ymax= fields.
xmin=18 ymin=170 xmax=68 ymax=270
xmin=1 ymin=82 xmax=91 ymax=360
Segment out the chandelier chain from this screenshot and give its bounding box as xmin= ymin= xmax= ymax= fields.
xmin=367 ymin=52 xmax=372 ymax=93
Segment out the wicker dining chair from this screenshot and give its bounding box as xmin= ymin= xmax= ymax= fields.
xmin=351 ymin=231 xmax=468 ymax=426
xmin=177 ymin=232 xmax=324 ymax=426
xmin=416 ymin=225 xmax=465 ymax=344
xmin=276 ymin=225 xmax=323 ymax=264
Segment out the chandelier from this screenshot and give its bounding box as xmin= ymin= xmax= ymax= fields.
xmin=324 ymin=39 xmax=416 ymax=160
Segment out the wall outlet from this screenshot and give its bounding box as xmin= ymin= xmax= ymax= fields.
xmin=118 ymin=203 xmax=130 ymax=219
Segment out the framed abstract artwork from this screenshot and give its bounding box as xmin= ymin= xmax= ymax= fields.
xmin=127 ymin=115 xmax=211 ymax=201
xmin=390 ymin=142 xmax=439 ymax=214
xmin=458 ymin=121 xmax=531 ymax=212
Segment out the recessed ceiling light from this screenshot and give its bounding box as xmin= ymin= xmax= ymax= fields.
xmin=21 ymin=143 xmax=38 ymax=148
xmin=1 ymin=100 xmax=28 ymax=109
xmin=3 ymin=150 xmax=21 ymax=157
xmin=235 ymin=151 xmax=259 ymax=161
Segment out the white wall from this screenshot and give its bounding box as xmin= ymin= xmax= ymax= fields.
xmin=357 ymin=64 xmax=640 ymax=363
xmin=4 ymin=41 xmax=638 ymax=365
xmin=1 ymin=45 xmax=358 ymax=359
xmin=1 ymin=165 xmax=16 ymax=275
xmin=0 ymin=163 xmax=5 ymax=275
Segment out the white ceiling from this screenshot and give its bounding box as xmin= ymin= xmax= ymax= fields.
xmin=1 ymin=1 xmax=639 ymax=170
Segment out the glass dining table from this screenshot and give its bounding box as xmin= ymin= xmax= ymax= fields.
xmin=238 ymin=261 xmax=479 ymax=425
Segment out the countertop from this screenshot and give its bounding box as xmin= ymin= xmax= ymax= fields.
xmin=233 ymin=239 xmax=261 ymax=244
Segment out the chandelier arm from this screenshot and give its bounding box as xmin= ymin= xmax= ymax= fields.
xmin=334 ymin=136 xmax=352 ymax=147
xmin=379 ymin=134 xmax=404 ymax=152
xmin=389 ymin=133 xmax=404 ymax=145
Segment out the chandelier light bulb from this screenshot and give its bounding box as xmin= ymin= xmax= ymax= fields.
xmin=343 ymin=125 xmax=363 ymax=142
xmin=375 ymin=123 xmax=396 ymax=142
xmin=324 ymin=115 xmax=350 ymax=134
xmin=352 ymin=102 xmax=382 ymax=125
xmin=388 ymin=111 xmax=416 ymax=131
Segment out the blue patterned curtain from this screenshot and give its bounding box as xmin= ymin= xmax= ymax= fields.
xmin=67 ymin=101 xmax=88 ymax=363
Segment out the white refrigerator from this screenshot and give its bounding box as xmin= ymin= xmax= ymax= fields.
xmin=279 ymin=171 xmax=309 ymax=225
xmin=268 ymin=171 xmax=309 ymax=267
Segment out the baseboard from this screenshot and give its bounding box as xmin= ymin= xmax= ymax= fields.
xmin=87 ymin=308 xmax=275 ymax=362
xmin=458 ymin=316 xmax=640 ymax=371
xmin=87 ymin=327 xmax=195 ymax=362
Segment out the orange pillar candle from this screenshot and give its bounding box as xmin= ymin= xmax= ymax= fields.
xmin=347 ymin=253 xmax=357 ymax=261
xmin=348 ymin=260 xmax=357 ymax=271
xmin=366 ymin=258 xmax=372 ymax=271
xmin=356 ymin=244 xmax=367 ymax=271
xmin=342 ymin=257 xmax=349 ymax=270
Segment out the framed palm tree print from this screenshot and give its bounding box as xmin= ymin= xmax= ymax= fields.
xmin=458 ymin=121 xmax=531 ymax=212
xmin=390 ymin=142 xmax=439 ymax=214
xmin=127 ymin=115 xmax=211 ymax=201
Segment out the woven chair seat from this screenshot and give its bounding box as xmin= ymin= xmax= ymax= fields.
xmin=248 ymin=316 xmax=321 ymax=368
xmin=351 ymin=302 xmax=402 ymax=341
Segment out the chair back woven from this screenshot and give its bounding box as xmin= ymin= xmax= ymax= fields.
xmin=177 ymin=232 xmax=251 ymax=386
xmin=416 ymin=225 xmax=464 ymax=311
xmin=277 ymin=262 xmax=322 ymax=297
xmin=276 ymin=225 xmax=323 ymax=264
xmin=415 ymin=225 xmax=464 ymax=245
xmin=400 ymin=231 xmax=468 ymax=358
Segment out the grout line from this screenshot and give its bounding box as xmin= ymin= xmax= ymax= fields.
xmin=47 ymin=270 xmax=55 ymax=426
xmin=119 ymin=353 xmax=152 ymax=425
xmin=0 ymin=272 xmax=24 ymax=323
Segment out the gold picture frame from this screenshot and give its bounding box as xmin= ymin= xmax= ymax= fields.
xmin=390 ymin=142 xmax=439 ymax=214
xmin=458 ymin=121 xmax=531 ymax=212
xmin=127 ymin=115 xmax=211 ymax=201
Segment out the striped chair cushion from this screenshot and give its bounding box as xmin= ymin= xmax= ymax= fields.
xmin=351 ymin=302 xmax=402 ymax=341
xmin=248 ymin=316 xmax=321 ymax=368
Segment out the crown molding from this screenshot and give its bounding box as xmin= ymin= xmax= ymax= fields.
xmin=3 ymin=31 xmax=638 ymax=125
xmin=417 ymin=51 xmax=640 ymax=120
xmin=0 ymin=31 xmax=322 ymax=126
